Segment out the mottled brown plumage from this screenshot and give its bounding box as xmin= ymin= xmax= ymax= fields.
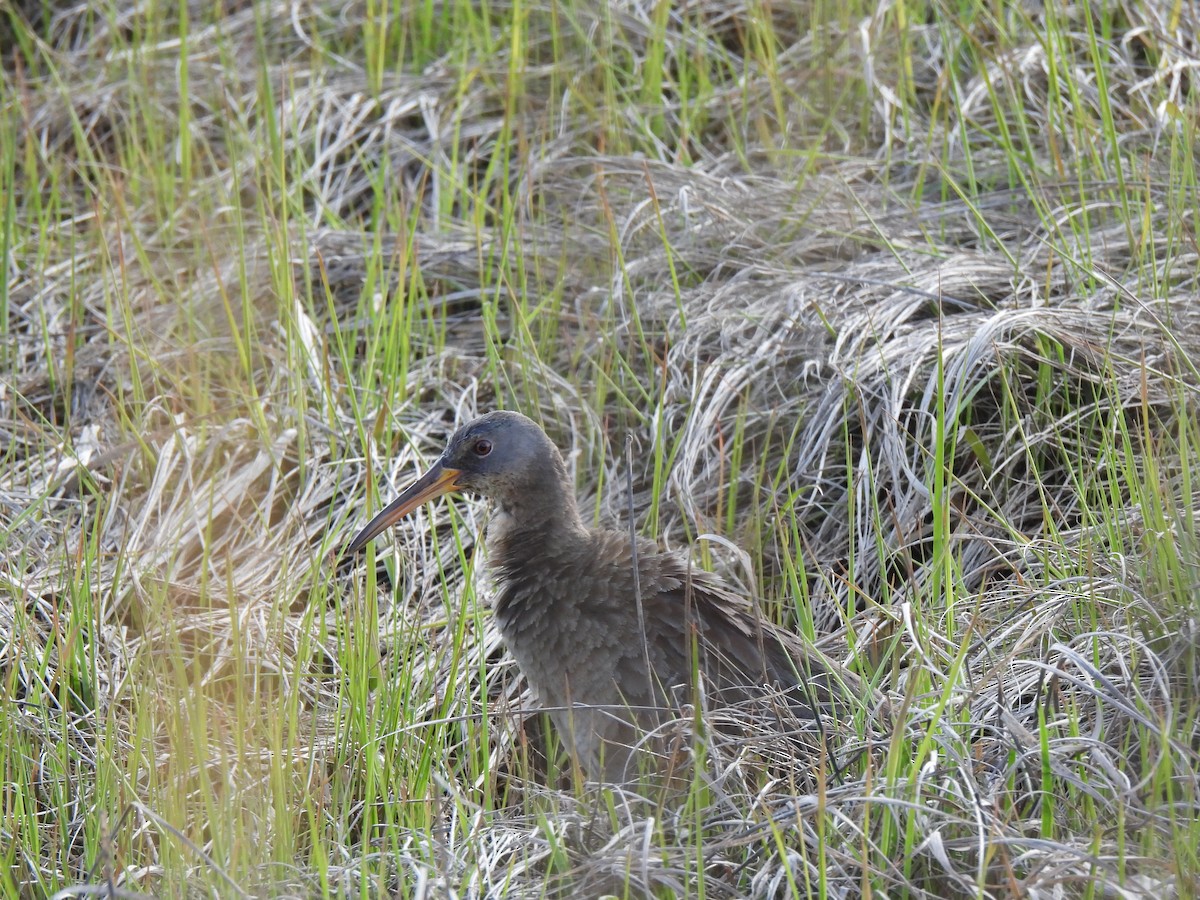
xmin=346 ymin=410 xmax=874 ymax=780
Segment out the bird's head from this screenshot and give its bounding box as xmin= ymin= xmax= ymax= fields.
xmin=345 ymin=410 xmax=576 ymax=554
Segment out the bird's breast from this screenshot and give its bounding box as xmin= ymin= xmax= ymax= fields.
xmin=488 ymin=536 xmax=660 ymax=710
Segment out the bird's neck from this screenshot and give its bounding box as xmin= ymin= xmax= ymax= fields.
xmin=484 ymin=495 xmax=591 ymax=634
xmin=485 ymin=491 xmax=588 ymax=575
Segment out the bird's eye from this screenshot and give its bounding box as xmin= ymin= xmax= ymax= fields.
xmin=473 ymin=439 xmax=493 ymax=457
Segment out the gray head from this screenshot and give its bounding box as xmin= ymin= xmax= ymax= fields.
xmin=345 ymin=410 xmax=581 ymax=553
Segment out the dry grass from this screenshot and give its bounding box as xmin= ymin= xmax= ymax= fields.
xmin=2 ymin=0 xmax=1198 ymax=896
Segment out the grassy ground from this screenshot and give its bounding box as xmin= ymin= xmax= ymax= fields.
xmin=2 ymin=0 xmax=1199 ymax=896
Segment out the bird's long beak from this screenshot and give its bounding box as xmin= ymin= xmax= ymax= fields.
xmin=345 ymin=461 xmax=464 ymax=554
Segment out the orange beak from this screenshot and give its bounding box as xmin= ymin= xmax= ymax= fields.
xmin=345 ymin=461 xmax=464 ymax=554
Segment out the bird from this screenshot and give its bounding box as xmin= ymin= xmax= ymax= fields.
xmin=345 ymin=410 xmax=878 ymax=782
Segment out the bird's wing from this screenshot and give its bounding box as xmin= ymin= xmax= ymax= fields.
xmin=637 ymin=555 xmax=875 ymax=720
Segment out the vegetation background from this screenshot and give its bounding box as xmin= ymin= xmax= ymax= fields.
xmin=1 ymin=0 xmax=1198 ymax=896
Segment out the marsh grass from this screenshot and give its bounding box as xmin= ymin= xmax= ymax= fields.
xmin=1 ymin=0 xmax=1198 ymax=896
